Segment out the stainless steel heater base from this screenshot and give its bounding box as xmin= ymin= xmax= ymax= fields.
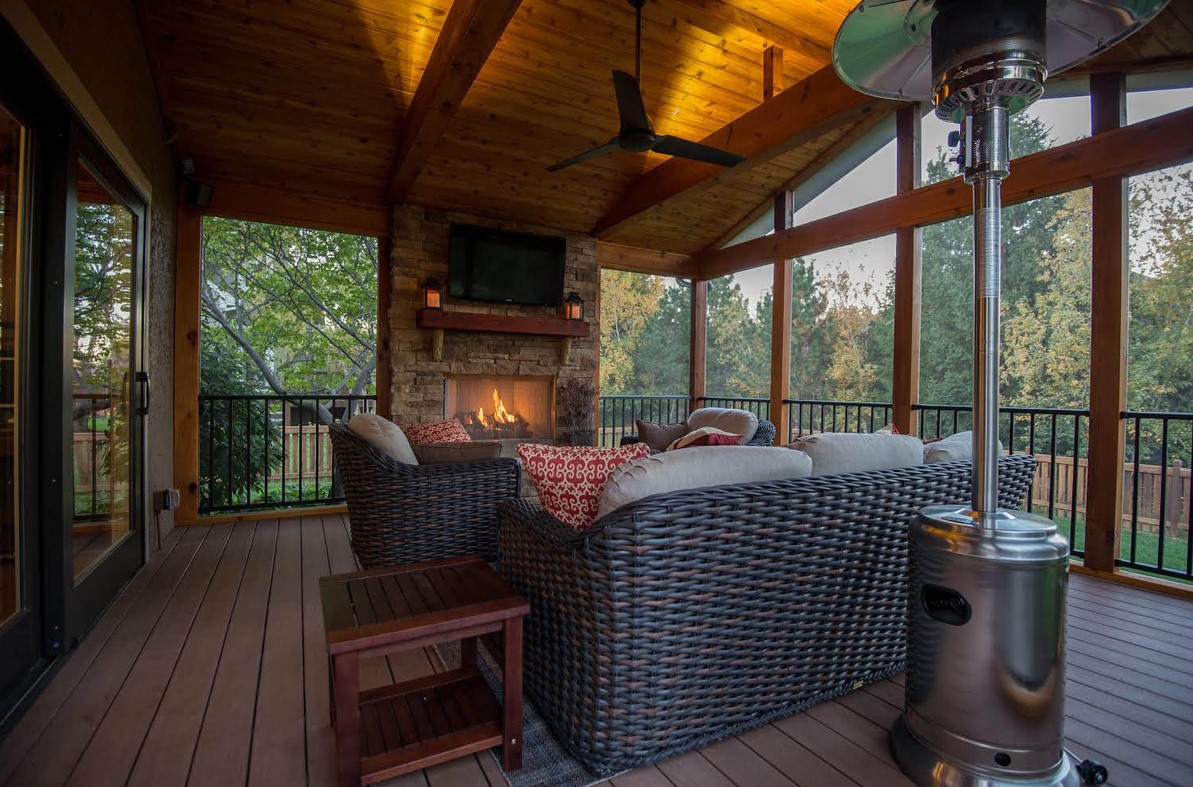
xmin=892 ymin=715 xmax=1081 ymax=787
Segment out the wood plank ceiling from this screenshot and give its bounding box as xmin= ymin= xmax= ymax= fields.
xmin=140 ymin=0 xmax=1193 ymax=254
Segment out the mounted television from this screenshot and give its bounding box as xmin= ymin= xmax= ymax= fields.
xmin=448 ymin=223 xmax=566 ymax=307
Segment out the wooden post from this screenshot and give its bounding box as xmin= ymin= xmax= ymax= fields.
xmin=173 ymin=200 xmax=202 ymax=525
xmin=689 ymin=279 xmax=707 ymax=413
xmin=892 ymin=104 xmax=922 ymax=435
xmin=770 ymin=190 xmax=794 ymax=445
xmin=763 ymin=45 xmax=783 ymax=101
xmin=376 ymin=231 xmax=393 ymax=419
xmin=1085 ymin=72 xmax=1128 ymax=573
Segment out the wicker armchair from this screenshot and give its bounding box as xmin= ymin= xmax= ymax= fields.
xmin=621 ymin=419 xmax=777 ymax=448
xmin=497 ymin=454 xmax=1037 ymax=774
xmin=328 ymin=423 xmax=520 ymax=568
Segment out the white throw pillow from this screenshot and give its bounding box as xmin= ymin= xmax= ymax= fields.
xmin=347 ymin=413 xmax=418 ymax=465
xmin=686 ymin=407 xmax=759 ymax=444
xmin=596 ymin=446 xmax=812 ymax=519
xmin=923 ymin=430 xmax=1004 ymax=464
xmin=789 ymin=432 xmax=923 ymax=477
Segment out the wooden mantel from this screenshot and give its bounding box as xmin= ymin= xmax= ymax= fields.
xmin=416 ymin=309 xmax=589 ymax=362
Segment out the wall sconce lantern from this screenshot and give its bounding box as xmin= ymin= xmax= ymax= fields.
xmin=564 ymin=291 xmax=584 ymax=321
xmin=422 ymin=277 xmax=444 ymax=310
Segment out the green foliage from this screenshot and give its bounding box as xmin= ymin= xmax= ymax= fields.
xmin=198 ymin=340 xmax=283 ymax=510
xmin=200 ymin=217 xmax=378 ymax=397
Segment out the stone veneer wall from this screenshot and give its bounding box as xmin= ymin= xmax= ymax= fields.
xmin=389 ymin=205 xmax=598 ymax=438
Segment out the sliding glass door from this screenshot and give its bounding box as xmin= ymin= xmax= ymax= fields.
xmin=0 ymin=20 xmax=147 ymax=727
xmin=59 ymin=131 xmax=147 ymax=642
xmin=0 ymin=90 xmax=37 ymax=713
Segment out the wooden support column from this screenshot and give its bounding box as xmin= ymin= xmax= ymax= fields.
xmin=689 ymin=279 xmax=707 ymax=412
xmin=376 ymin=232 xmax=393 ymax=420
xmin=892 ymin=104 xmax=922 ymax=434
xmin=1085 ymin=72 xmax=1128 ymax=572
xmin=770 ymin=190 xmax=793 ymax=444
xmin=173 ymin=200 xmax=202 ymax=525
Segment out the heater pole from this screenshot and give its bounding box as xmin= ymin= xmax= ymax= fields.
xmin=964 ymin=102 xmax=1011 ymax=518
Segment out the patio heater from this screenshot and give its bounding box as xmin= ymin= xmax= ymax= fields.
xmin=832 ymin=1 xmax=1166 ymax=785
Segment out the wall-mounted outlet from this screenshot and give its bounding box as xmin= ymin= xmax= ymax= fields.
xmin=159 ymin=488 xmax=181 ymax=511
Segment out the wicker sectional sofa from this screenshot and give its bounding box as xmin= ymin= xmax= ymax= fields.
xmin=497 ymin=453 xmax=1037 ymax=774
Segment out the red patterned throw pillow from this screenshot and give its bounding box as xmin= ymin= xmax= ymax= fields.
xmin=401 ymin=418 xmax=472 ymax=445
xmin=517 ymin=442 xmax=651 ymax=531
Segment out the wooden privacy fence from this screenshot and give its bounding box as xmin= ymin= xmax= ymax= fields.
xmin=1029 ymin=454 xmax=1188 ymax=535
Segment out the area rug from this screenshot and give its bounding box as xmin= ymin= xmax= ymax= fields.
xmin=432 ymin=641 xmax=622 ymax=787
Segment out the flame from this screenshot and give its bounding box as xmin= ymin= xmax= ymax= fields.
xmin=475 ymin=389 xmax=516 ymax=428
xmin=492 ymin=388 xmax=514 ymax=423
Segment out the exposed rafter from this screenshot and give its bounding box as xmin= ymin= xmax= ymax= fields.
xmin=672 ymin=0 xmax=831 ymax=63
xmin=596 ymin=241 xmax=694 ymax=277
xmin=693 ymin=104 xmax=1193 ymax=279
xmin=387 ymin=0 xmax=524 ymax=203
xmin=594 ymin=65 xmax=888 ymax=237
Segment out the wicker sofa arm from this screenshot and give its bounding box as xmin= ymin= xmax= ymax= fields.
xmin=329 ymin=424 xmax=521 ymax=567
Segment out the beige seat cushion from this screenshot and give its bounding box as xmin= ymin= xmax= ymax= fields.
xmin=596 ymin=446 xmax=812 ymax=519
xmin=789 ymin=432 xmax=923 ymax=477
xmin=347 ymin=413 xmax=418 ymax=465
xmin=686 ymin=407 xmax=759 ymax=444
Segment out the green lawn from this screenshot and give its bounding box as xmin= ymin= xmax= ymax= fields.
xmin=1056 ymin=514 xmax=1192 ymax=585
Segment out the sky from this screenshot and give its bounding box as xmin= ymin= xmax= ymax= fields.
xmin=727 ymin=84 xmax=1193 ymax=310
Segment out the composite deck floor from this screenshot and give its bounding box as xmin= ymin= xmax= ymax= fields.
xmin=2 ymin=515 xmax=1192 ymax=787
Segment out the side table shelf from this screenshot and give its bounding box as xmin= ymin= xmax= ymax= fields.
xmin=357 ymin=668 xmax=503 ymax=784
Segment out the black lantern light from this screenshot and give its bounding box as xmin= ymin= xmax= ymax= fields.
xmin=422 ymin=277 xmax=444 ymax=310
xmin=564 ymin=291 xmax=584 ymax=321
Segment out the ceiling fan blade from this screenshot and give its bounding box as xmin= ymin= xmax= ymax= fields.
xmin=546 ymin=138 xmax=620 ymax=172
xmin=611 ymin=70 xmax=652 ymax=133
xmin=652 ymin=135 xmax=746 ymax=168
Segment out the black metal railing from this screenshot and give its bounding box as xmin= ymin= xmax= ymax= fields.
xmin=915 ymin=404 xmax=1090 ymax=559
xmin=597 ymin=395 xmax=690 ymax=447
xmin=1121 ymin=411 xmax=1193 ymax=581
xmin=785 ymin=399 xmax=893 ymax=442
xmin=699 ymin=396 xmax=771 ymax=422
xmin=198 ymin=394 xmax=376 ymax=515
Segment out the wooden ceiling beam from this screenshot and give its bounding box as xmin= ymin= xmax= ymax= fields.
xmin=704 ymin=110 xmax=890 ymax=253
xmin=671 ymin=0 xmax=831 ymax=63
xmin=386 ymin=0 xmax=524 ymax=203
xmin=594 ymin=65 xmax=889 ymax=237
xmin=596 ymin=241 xmax=695 ymax=277
xmin=201 ymin=180 xmax=392 ymax=237
xmin=693 ymin=104 xmax=1193 ymax=279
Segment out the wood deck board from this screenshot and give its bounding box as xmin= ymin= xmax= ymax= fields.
xmin=3 ymin=515 xmax=1193 ymax=787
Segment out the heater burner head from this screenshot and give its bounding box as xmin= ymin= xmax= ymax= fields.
xmin=833 ymin=0 xmax=1168 ymax=116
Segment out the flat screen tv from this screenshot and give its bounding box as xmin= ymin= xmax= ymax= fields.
xmin=448 ymin=223 xmax=566 ymax=306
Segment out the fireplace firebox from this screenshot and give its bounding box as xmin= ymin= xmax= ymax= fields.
xmin=444 ymin=374 xmax=555 ymax=442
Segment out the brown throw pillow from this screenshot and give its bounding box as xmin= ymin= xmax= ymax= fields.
xmin=412 ymin=440 xmax=502 ymax=465
xmin=635 ymin=420 xmax=690 ymax=453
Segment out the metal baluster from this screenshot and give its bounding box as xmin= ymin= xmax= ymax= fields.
xmin=1129 ymin=416 xmax=1140 ymax=566
xmin=1027 ymin=413 xmax=1037 ymax=513
xmin=1157 ymin=418 xmax=1170 ymax=571
xmin=1048 ymin=414 xmax=1057 ymax=523
xmin=1071 ymin=416 xmax=1081 ymax=549
xmin=263 ymin=398 xmax=270 ymax=506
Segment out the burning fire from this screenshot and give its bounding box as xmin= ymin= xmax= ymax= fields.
xmin=476 ymin=388 xmax=516 ymax=428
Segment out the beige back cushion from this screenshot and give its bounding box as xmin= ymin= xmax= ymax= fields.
xmin=789 ymin=432 xmax=923 ymax=477
xmin=596 ymin=446 xmax=812 ymax=519
xmin=686 ymin=407 xmax=759 ymax=444
xmin=923 ymin=430 xmax=1003 ymax=464
xmin=347 ymin=413 xmax=418 ymax=465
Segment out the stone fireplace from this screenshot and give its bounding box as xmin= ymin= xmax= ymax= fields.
xmin=388 ymin=206 xmax=598 ymax=440
xmin=445 ymin=374 xmax=555 ymax=441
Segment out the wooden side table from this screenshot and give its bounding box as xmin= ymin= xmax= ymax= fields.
xmin=320 ymin=556 xmax=530 ymax=787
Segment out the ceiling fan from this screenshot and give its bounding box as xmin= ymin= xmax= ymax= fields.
xmin=546 ymin=0 xmax=746 ymax=173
